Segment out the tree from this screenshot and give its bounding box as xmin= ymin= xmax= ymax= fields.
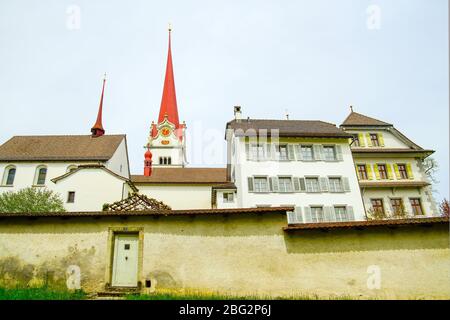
xmin=439 ymin=199 xmax=449 ymax=217
xmin=0 ymin=187 xmax=65 ymax=213
xmin=422 ymin=157 xmax=439 ymax=183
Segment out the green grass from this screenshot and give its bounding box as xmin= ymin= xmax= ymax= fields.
xmin=0 ymin=286 xmax=87 ymax=300
xmin=125 ymin=289 xmax=354 ymax=300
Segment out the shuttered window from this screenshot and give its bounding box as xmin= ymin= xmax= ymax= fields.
xmin=397 ymin=164 xmax=408 ymax=179
xmin=410 ymin=198 xmax=424 ymax=215
xmin=277 ymin=145 xmax=288 ymax=160
xmin=323 ymin=146 xmax=336 ymax=161
xmin=328 ymin=177 xmax=343 ymax=192
xmin=357 ymin=164 xmax=368 ymax=180
xmin=370 ymin=134 xmax=380 ymax=147
xmin=305 ymin=178 xmax=320 ymax=193
xmin=254 ymin=177 xmax=269 ymax=193
xmin=378 ymin=164 xmax=387 ymax=179
xmin=334 ymin=206 xmax=347 ymax=222
xmin=278 ymin=177 xmax=293 ymax=193
xmin=310 ymin=207 xmax=324 ymax=222
xmin=301 ymin=146 xmax=314 ymax=161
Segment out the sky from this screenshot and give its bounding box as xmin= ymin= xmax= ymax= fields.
xmin=0 ymin=0 xmax=448 ymax=201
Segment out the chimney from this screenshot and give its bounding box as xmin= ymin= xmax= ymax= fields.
xmin=234 ymin=106 xmax=242 ymax=122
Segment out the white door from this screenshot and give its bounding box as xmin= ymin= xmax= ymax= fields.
xmin=111 ymin=234 xmax=139 ymax=287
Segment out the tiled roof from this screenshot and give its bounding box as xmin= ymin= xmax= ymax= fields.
xmin=341 ymin=112 xmax=392 ymax=127
xmin=0 ymin=135 xmax=125 ymax=161
xmin=131 ymin=167 xmax=228 ymax=184
xmin=226 ymin=119 xmax=351 ymax=138
xmin=0 ymin=206 xmax=294 ymax=217
xmin=284 ymin=217 xmax=449 ymax=231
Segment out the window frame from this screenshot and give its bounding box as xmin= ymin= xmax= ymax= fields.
xmin=370 ymin=133 xmax=380 ymax=147
xmin=34 ymin=165 xmax=47 ymax=186
xmin=222 ymin=192 xmax=234 ymax=203
xmin=328 ymin=177 xmax=343 ymax=193
xmin=2 ymin=166 xmax=17 ymax=186
xmin=334 ymin=206 xmax=347 ymax=222
xmin=410 ymin=198 xmax=424 ymax=215
xmin=278 ymin=176 xmax=293 ymax=193
xmin=398 ymin=164 xmax=408 ymax=179
xmin=352 ymin=134 xmax=360 ymax=147
xmin=371 ymin=198 xmax=385 ymax=214
xmin=300 ymin=145 xmax=314 ymax=161
xmin=378 ymin=164 xmax=387 ymax=180
xmin=357 ymin=164 xmax=368 ymax=180
xmin=310 ymin=206 xmax=324 ymax=222
xmin=67 ymin=191 xmax=76 ymax=203
xmin=253 ymin=176 xmax=269 ymax=193
xmin=322 ymin=145 xmax=336 ymax=161
xmin=305 ymin=177 xmax=320 ymax=193
xmin=390 ymin=198 xmax=404 ymax=215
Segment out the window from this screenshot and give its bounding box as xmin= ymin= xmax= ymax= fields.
xmin=35 ymin=166 xmax=47 ymax=185
xmin=353 ymin=134 xmax=360 ymax=147
xmin=370 ymin=134 xmax=380 ymax=147
xmin=3 ymin=166 xmax=16 ymax=186
xmin=334 ymin=206 xmax=347 ymax=222
xmin=277 ymin=145 xmax=288 ymax=161
xmin=357 ymin=164 xmax=368 ymax=180
xmin=398 ymin=164 xmax=408 ymax=179
xmin=278 ymin=177 xmax=293 ymax=193
xmin=254 ymin=177 xmax=269 ymax=193
xmin=67 ymin=191 xmax=75 ymax=203
xmin=390 ymin=198 xmax=404 ymax=215
xmin=323 ymin=146 xmax=336 ymax=161
xmin=251 ymin=144 xmax=265 ymax=161
xmin=371 ymin=199 xmax=385 ymax=214
xmin=378 ymin=164 xmax=387 ymax=179
xmin=223 ymin=192 xmax=234 ymax=203
xmin=410 ymin=198 xmax=424 ymax=215
xmin=159 ymin=157 xmax=172 ymax=165
xmin=305 ymin=177 xmax=320 ymax=193
xmin=301 ymin=146 xmax=314 ymax=161
xmin=310 ymin=207 xmax=324 ymax=222
xmin=328 ymin=177 xmax=343 ymax=192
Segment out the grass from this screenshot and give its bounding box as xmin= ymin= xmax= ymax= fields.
xmin=125 ymin=288 xmax=354 ymax=300
xmin=0 ymin=286 xmax=87 ymax=300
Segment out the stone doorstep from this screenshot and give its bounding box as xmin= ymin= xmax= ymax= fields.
xmin=96 ymin=287 xmax=141 ymax=298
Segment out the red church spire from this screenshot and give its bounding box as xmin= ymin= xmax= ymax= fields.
xmin=91 ymin=74 xmax=106 ymax=137
xmin=158 ymin=25 xmax=180 ymax=128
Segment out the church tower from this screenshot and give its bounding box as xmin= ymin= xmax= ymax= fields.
xmin=144 ymin=26 xmax=186 ymax=175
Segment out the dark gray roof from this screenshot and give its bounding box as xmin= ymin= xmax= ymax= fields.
xmin=226 ymin=119 xmax=351 ymax=138
xmin=341 ymin=112 xmax=392 ymax=127
xmin=0 ymin=135 xmax=125 ymax=162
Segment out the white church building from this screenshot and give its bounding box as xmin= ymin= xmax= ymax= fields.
xmin=0 ymin=29 xmax=439 ymax=222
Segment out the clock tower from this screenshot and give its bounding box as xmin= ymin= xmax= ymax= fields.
xmin=144 ymin=26 xmax=187 ymax=175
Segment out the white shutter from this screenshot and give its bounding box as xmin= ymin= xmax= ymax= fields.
xmin=247 ymin=177 xmax=254 ymax=192
xmin=265 ymin=143 xmax=271 ymax=160
xmin=270 ymin=177 xmax=279 ymax=192
xmin=245 ymin=144 xmax=251 ymax=160
xmin=293 ymin=177 xmax=301 ymax=192
xmin=343 ymin=177 xmax=350 ymax=192
xmin=303 ymin=207 xmax=312 ymax=223
xmin=294 ymin=145 xmax=303 ymax=160
xmin=336 ymin=145 xmax=343 ymax=161
xmin=319 ymin=177 xmax=329 ymax=192
xmin=287 ymin=144 xmax=295 ymax=160
xmin=324 ymin=206 xmax=334 ymax=222
xmin=287 ymin=207 xmax=303 ymax=224
xmin=347 ymin=206 xmax=355 ymax=221
xmin=299 ymin=178 xmax=306 ymax=192
xmin=313 ymin=145 xmax=323 ymax=160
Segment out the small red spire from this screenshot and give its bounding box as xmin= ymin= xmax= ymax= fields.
xmin=91 ymin=74 xmax=106 ymax=137
xmin=158 ymin=26 xmax=180 ymax=128
xmin=144 ymin=147 xmax=153 ymax=176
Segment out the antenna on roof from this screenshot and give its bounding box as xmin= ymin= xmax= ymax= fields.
xmin=350 ymin=105 xmax=354 ymax=112
xmin=285 ymin=109 xmax=290 ymax=120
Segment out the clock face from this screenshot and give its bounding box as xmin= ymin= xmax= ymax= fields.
xmin=161 ymin=127 xmax=171 ymax=137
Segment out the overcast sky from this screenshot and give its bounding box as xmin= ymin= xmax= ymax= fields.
xmin=0 ymin=0 xmax=448 ymax=201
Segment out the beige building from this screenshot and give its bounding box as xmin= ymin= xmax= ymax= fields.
xmin=340 ymin=110 xmax=439 ymax=219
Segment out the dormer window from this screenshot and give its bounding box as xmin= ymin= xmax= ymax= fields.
xmin=370 ymin=134 xmax=380 ymax=147
xmin=2 ymin=166 xmax=16 ymax=186
xmin=34 ymin=166 xmax=47 ymax=185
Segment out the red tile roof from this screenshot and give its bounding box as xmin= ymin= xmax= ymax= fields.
xmin=341 ymin=112 xmax=392 ymax=126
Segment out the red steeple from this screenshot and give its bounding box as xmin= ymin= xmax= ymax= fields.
xmin=158 ymin=26 xmax=180 ymax=128
xmin=91 ymin=74 xmax=106 ymax=137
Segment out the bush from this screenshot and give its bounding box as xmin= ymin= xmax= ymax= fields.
xmin=0 ymin=187 xmax=65 ymax=213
